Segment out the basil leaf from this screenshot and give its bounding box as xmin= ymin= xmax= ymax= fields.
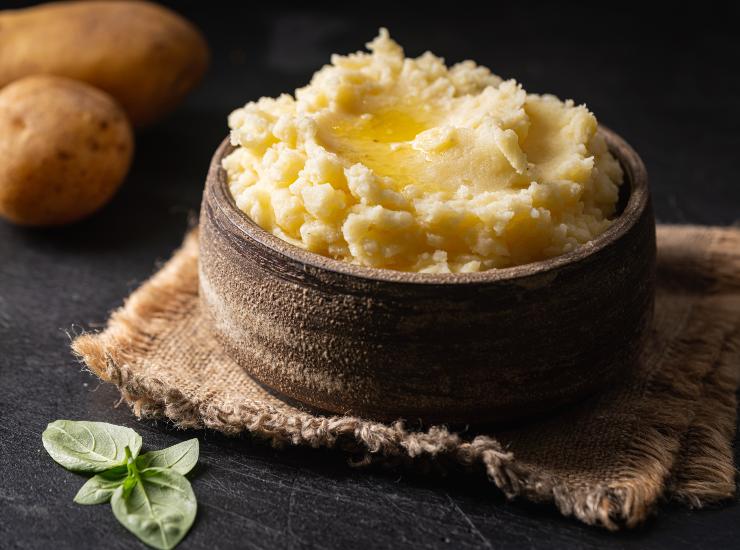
xmin=42 ymin=420 xmax=142 ymax=473
xmin=74 ymin=468 xmax=128 ymax=505
xmin=140 ymin=467 xmax=170 ymax=478
xmin=136 ymin=439 xmax=199 ymax=475
xmin=111 ymin=469 xmax=197 ymax=550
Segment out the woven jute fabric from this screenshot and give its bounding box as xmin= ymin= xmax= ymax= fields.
xmin=72 ymin=225 xmax=740 ymax=530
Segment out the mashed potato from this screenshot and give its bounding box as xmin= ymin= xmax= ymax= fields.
xmin=224 ymin=29 xmax=623 ymax=273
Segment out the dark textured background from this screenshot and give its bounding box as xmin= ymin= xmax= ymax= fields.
xmin=1 ymin=2 xmax=738 ymax=548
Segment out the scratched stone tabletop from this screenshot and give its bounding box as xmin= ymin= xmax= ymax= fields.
xmin=1 ymin=2 xmax=738 ymax=549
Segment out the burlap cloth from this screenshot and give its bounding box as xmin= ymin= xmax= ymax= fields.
xmin=72 ymin=225 xmax=740 ymax=530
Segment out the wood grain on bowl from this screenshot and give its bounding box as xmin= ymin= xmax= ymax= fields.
xmin=198 ymin=128 xmax=656 ymax=424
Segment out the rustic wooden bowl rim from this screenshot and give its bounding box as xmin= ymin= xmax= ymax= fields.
xmin=209 ymin=126 xmax=648 ymax=285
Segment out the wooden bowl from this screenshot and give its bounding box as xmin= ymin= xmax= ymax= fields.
xmin=199 ymin=127 xmax=655 ymax=424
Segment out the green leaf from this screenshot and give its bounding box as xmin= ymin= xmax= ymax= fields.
xmin=42 ymin=420 xmax=142 ymax=473
xmin=74 ymin=468 xmax=129 ymax=505
xmin=136 ymin=439 xmax=199 ymax=476
xmin=111 ymin=469 xmax=197 ymax=550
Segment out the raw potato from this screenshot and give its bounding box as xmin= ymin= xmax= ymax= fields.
xmin=0 ymin=75 xmax=134 ymax=226
xmin=0 ymin=1 xmax=209 ymax=127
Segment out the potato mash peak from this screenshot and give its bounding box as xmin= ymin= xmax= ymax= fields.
xmin=224 ymin=29 xmax=623 ymax=273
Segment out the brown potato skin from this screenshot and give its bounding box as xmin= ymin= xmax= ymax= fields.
xmin=0 ymin=1 xmax=209 ymax=127
xmin=0 ymin=75 xmax=134 ymax=226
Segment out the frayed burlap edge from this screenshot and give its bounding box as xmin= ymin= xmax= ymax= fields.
xmin=72 ymin=226 xmax=740 ymax=531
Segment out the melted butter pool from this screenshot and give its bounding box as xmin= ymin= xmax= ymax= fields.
xmin=319 ymin=108 xmax=433 ymax=189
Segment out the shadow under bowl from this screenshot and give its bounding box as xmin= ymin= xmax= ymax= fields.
xmin=198 ymin=127 xmax=656 ymax=424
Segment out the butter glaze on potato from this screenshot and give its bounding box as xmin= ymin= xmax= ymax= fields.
xmin=0 ymin=1 xmax=209 ymax=127
xmin=0 ymin=75 xmax=133 ymax=226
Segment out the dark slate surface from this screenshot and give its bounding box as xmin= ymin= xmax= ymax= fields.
xmin=1 ymin=2 xmax=738 ymax=548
